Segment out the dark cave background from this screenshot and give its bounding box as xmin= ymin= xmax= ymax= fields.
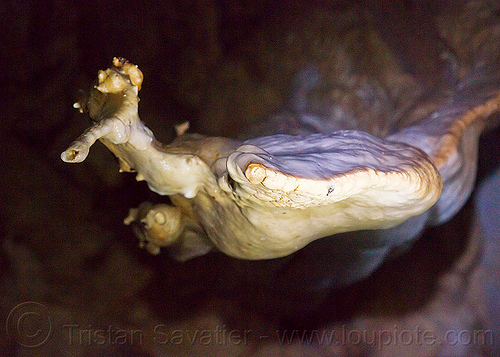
xmin=1 ymin=0 xmax=500 ymax=356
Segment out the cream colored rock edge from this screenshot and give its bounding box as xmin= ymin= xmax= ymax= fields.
xmin=61 ymin=58 xmax=443 ymax=260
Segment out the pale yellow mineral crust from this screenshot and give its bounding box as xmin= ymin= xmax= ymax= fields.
xmin=124 ymin=203 xmax=184 ymax=255
xmin=60 ymin=58 xmax=498 ymax=260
